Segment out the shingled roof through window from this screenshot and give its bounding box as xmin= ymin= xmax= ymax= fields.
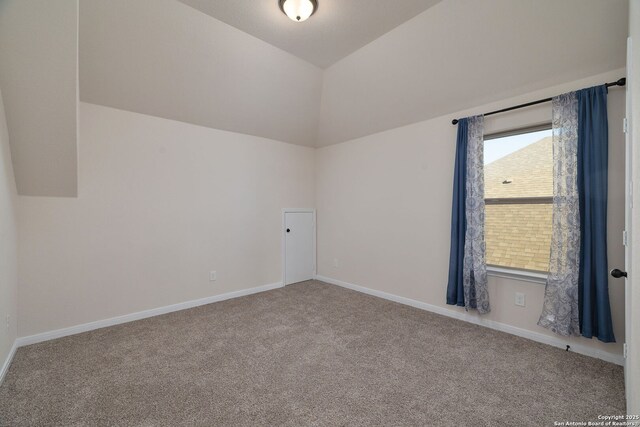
xmin=484 ymin=136 xmax=553 ymax=272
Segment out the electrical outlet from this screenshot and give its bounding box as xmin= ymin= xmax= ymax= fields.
xmin=333 ymin=258 xmax=339 ymax=268
xmin=515 ymin=292 xmax=526 ymax=307
xmin=209 ymin=271 xmax=217 ymax=282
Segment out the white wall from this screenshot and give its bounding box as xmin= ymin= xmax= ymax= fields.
xmin=17 ymin=103 xmax=315 ymax=337
xmin=0 ymin=0 xmax=78 ymax=197
xmin=628 ymin=0 xmax=640 ymax=413
xmin=318 ymin=0 xmax=628 ymax=146
xmin=0 ymin=89 xmax=18 ymax=374
xmin=316 ymin=69 xmax=627 ymax=361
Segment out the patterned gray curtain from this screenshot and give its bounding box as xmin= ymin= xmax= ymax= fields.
xmin=538 ymin=92 xmax=580 ymax=336
xmin=463 ymin=116 xmax=490 ymax=314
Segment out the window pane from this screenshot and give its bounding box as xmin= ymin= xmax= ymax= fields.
xmin=484 ymin=128 xmax=553 ymax=272
xmin=485 ymin=130 xmax=552 ymax=199
xmin=485 ymin=203 xmax=552 ymax=272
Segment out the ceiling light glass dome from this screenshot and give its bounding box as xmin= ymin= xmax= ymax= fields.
xmin=279 ymin=0 xmax=318 ymax=22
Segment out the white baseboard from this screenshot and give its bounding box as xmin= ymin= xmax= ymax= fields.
xmin=8 ymin=275 xmax=623 ymax=374
xmin=16 ymin=281 xmax=283 ymax=348
xmin=0 ymin=340 xmax=17 ymax=385
xmin=315 ymin=275 xmax=624 ymax=366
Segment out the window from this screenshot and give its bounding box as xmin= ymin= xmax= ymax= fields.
xmin=484 ymin=126 xmax=552 ymax=273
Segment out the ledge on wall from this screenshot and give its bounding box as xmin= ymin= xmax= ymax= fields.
xmin=487 ymin=266 xmax=547 ymax=285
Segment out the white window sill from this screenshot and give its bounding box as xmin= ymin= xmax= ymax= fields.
xmin=487 ymin=266 xmax=547 ymax=285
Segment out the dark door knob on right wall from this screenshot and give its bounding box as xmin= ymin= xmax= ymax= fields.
xmin=610 ymin=268 xmax=627 ymax=279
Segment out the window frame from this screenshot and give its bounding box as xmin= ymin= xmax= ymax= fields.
xmin=483 ymin=123 xmax=553 ymax=284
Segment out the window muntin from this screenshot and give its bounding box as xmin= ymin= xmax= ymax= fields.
xmin=484 ymin=127 xmax=552 ymax=273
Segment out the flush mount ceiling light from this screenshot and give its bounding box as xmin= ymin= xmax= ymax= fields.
xmin=279 ymin=0 xmax=318 ymax=22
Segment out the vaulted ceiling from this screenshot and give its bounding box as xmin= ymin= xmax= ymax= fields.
xmin=0 ymin=0 xmax=630 ymax=196
xmin=317 ymin=0 xmax=629 ymax=145
xmin=0 ymin=0 xmax=78 ymax=197
xmin=176 ymin=0 xmax=443 ymax=68
xmin=80 ymin=0 xmax=324 ymax=148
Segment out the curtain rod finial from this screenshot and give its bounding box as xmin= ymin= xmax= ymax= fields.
xmin=617 ymin=77 xmax=626 ymax=86
xmin=452 ymin=119 xmax=459 ymax=125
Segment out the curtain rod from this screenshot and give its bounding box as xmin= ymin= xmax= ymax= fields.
xmin=451 ymin=77 xmax=626 ymax=125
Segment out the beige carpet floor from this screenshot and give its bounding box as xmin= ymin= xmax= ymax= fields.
xmin=0 ymin=280 xmax=625 ymax=426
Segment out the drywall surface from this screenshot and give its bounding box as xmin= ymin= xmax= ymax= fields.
xmin=17 ymin=103 xmax=315 ymax=337
xmin=315 ymin=70 xmax=627 ymax=361
xmin=0 ymin=0 xmax=78 ymax=196
xmin=177 ymin=0 xmax=442 ymax=68
xmin=0 ymin=88 xmax=18 ymax=373
xmin=79 ymin=0 xmax=627 ymax=149
xmin=80 ymin=0 xmax=322 ymax=147
xmin=318 ymin=0 xmax=628 ymax=146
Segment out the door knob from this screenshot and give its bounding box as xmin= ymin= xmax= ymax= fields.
xmin=286 ymin=228 xmax=290 ymax=233
xmin=610 ymin=268 xmax=627 ymax=278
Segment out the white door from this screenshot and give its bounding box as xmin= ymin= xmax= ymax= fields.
xmin=284 ymin=211 xmax=315 ymax=285
xmin=624 ymin=59 xmax=633 ymax=401
xmin=624 ymin=34 xmax=638 ymax=412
